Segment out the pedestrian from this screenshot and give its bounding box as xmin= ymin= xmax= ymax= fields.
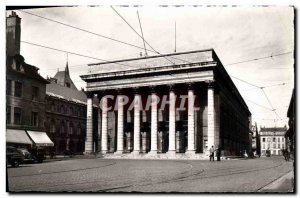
xmin=209 ymin=146 xmax=215 ymax=162
xmin=244 ymin=150 xmax=248 ymax=160
xmin=216 ymin=148 xmax=221 ymax=161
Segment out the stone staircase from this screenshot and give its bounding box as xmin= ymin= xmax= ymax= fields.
xmin=99 ymin=153 xmax=211 ymax=160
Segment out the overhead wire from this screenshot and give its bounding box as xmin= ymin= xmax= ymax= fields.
xmin=21 ymin=41 xmax=142 ymax=69
xmin=18 ymin=9 xmax=157 ymax=54
xmin=224 ymin=51 xmax=293 ymax=67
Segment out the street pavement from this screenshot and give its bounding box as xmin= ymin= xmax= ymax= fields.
xmin=7 ymin=156 xmax=294 ymax=193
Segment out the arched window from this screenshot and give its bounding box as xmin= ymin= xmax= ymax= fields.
xmin=51 ymin=102 xmax=56 ymax=112
xmin=60 ymin=121 xmax=66 ymax=134
xmin=69 ymin=122 xmax=74 ymax=135
xmin=60 ymin=105 xmax=65 ymax=114
xmin=69 ymin=107 xmax=73 ymax=116
xmin=50 ymin=119 xmax=56 ymax=133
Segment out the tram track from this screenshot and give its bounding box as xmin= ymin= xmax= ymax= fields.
xmin=9 ymin=161 xmax=117 ymax=178
xmin=9 ymin=159 xmax=290 ymax=192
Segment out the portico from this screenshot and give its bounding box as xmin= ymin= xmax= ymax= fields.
xmin=81 ymin=49 xmax=252 ymax=159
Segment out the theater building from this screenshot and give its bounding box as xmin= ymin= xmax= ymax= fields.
xmin=80 ymin=49 xmax=252 ymax=159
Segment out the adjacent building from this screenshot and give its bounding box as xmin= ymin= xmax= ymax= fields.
xmin=260 ymin=126 xmax=287 ymax=156
xmin=285 ymin=89 xmax=295 ymax=158
xmin=44 ymin=64 xmax=98 ymax=155
xmin=6 ymin=12 xmax=53 ymax=149
xmin=251 ymin=123 xmax=261 ymax=156
xmin=80 ymin=49 xmax=252 ymax=158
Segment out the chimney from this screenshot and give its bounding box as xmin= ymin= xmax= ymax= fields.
xmin=6 ymin=11 xmax=21 ymax=56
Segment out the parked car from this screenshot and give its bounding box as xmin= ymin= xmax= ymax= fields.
xmin=18 ymin=148 xmax=36 ymax=163
xmin=29 ymin=148 xmax=46 ymax=163
xmin=6 ymin=146 xmax=24 ymax=167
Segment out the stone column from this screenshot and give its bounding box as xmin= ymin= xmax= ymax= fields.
xmin=97 ymin=95 xmax=102 ymax=153
xmin=186 ymin=84 xmax=196 ymax=154
xmin=149 ymin=87 xmax=158 ymax=154
xmin=133 ymin=90 xmax=141 ymax=154
xmin=207 ymin=81 xmax=215 ymax=152
xmin=168 ymin=86 xmax=176 ymax=155
xmin=85 ymin=93 xmax=93 ymax=154
xmin=116 ymin=94 xmax=124 ymax=154
xmin=101 ymin=95 xmax=108 ymax=153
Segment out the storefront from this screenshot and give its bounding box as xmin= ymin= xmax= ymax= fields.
xmin=6 ymin=129 xmax=32 ymax=149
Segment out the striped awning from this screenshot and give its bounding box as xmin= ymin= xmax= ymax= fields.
xmin=26 ymin=131 xmax=54 ymax=147
xmin=6 ymin=129 xmax=33 ymax=145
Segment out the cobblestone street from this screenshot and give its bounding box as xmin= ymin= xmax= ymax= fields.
xmin=7 ymin=157 xmax=293 ymax=192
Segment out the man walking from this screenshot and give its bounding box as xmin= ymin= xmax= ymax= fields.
xmin=209 ymin=146 xmax=215 ymax=162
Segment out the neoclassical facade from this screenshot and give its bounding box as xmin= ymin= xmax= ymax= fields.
xmin=81 ymin=49 xmax=252 ymax=158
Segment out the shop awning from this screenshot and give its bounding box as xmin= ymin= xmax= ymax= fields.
xmin=26 ymin=131 xmax=54 ymax=147
xmin=6 ymin=129 xmax=33 ymax=145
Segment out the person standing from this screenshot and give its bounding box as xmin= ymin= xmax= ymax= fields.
xmin=209 ymin=146 xmax=215 ymax=162
xmin=244 ymin=150 xmax=248 ymax=160
xmin=216 ymin=148 xmax=221 ymax=161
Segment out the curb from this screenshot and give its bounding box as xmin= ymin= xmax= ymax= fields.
xmin=258 ymin=170 xmax=294 ymax=192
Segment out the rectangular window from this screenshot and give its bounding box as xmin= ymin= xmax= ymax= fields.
xmin=278 ymin=144 xmax=280 ymax=149
xmin=262 ymin=138 xmax=265 ymax=142
xmin=31 ymin=112 xmax=38 ymax=127
xmin=14 ymin=107 xmax=22 ymax=125
xmin=263 ymin=144 xmax=265 ymax=149
xmin=14 ymin=81 xmax=22 ymax=97
xmin=6 ymin=79 xmax=12 ymax=95
xmin=273 ymin=144 xmax=276 ymax=149
xmin=6 ymin=106 xmax=11 ymax=124
xmin=273 ymin=138 xmax=276 ymax=142
xmin=282 ymin=144 xmax=285 ymax=149
xmin=282 ymin=138 xmax=284 ymax=142
xmin=32 ymin=86 xmax=39 ymax=101
xmin=278 ymin=138 xmax=280 ymax=142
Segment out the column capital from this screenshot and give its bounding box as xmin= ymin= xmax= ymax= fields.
xmin=85 ymin=92 xmax=94 ymax=99
xmin=168 ymin=84 xmax=175 ymax=92
xmin=150 ymin=86 xmax=157 ymax=93
xmin=187 ymin=83 xmax=194 ymax=90
xmin=97 ymin=92 xmax=105 ymax=100
xmin=116 ymin=89 xmax=123 ymax=94
xmin=133 ymin=87 xmax=140 ymax=94
xmin=205 ymin=80 xmax=215 ymax=89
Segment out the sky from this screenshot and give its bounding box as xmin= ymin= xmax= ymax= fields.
xmin=6 ymin=5 xmax=294 ymax=128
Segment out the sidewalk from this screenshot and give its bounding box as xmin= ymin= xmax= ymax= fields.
xmin=44 ymin=154 xmax=97 ymax=162
xmin=258 ymin=170 xmax=294 ymax=193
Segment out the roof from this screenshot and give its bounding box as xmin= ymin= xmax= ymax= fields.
xmin=86 ymin=49 xmax=215 ymax=75
xmin=260 ymin=127 xmax=287 ymax=132
xmin=46 ymin=83 xmax=87 ymax=105
xmin=6 ymin=54 xmax=49 ymax=84
xmin=53 ymin=64 xmax=77 ymax=90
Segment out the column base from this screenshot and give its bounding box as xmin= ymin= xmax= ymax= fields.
xmin=131 ymin=151 xmax=141 ymax=155
xmin=84 ymin=151 xmax=94 ymax=155
xmin=167 ymin=150 xmax=176 ymax=156
xmin=114 ymin=151 xmax=124 ymax=155
xmin=148 ymin=150 xmax=158 ymax=155
xmin=100 ymin=150 xmax=108 ymax=154
xmin=185 ymin=150 xmax=196 ymax=155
